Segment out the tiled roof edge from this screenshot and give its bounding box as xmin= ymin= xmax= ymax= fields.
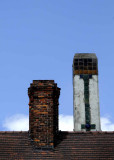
xmin=0 ymin=131 xmax=28 ymax=134
xmin=0 ymin=131 xmax=114 ymax=134
xmin=59 ymin=131 xmax=114 ymax=134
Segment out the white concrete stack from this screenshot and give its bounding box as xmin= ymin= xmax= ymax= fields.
xmin=73 ymin=53 xmax=101 ymax=131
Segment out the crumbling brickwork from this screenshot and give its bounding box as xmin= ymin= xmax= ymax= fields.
xmin=28 ymin=80 xmax=60 ymax=149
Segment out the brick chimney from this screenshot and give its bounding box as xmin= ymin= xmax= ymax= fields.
xmin=28 ymin=80 xmax=60 ymax=149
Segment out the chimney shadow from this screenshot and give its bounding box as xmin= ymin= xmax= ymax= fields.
xmin=54 ymin=131 xmax=69 ymax=147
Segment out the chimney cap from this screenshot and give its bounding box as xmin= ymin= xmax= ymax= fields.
xmin=74 ymin=53 xmax=97 ymax=59
xmin=73 ymin=53 xmax=98 ymax=75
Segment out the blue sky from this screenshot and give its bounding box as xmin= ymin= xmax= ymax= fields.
xmin=0 ymin=0 xmax=114 ymax=131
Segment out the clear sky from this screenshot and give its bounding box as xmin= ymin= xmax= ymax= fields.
xmin=0 ymin=0 xmax=114 ymax=131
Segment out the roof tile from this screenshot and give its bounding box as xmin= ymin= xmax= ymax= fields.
xmin=0 ymin=131 xmax=114 ymax=159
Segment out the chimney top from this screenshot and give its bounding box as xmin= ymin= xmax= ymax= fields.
xmin=73 ymin=53 xmax=98 ymax=75
xmin=74 ymin=53 xmax=97 ymax=59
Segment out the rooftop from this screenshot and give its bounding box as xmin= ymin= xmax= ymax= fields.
xmin=0 ymin=131 xmax=114 ymax=160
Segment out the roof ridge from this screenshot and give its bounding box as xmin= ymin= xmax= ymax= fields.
xmin=0 ymin=131 xmax=28 ymax=134
xmin=0 ymin=131 xmax=114 ymax=134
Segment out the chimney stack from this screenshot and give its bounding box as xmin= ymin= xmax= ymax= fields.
xmin=73 ymin=53 xmax=101 ymax=131
xmin=28 ymin=80 xmax=60 ymax=149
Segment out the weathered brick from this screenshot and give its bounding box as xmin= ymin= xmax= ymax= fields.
xmin=28 ymin=80 xmax=60 ymax=149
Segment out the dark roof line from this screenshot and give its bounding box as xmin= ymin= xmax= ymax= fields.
xmin=0 ymin=131 xmax=114 ymax=134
